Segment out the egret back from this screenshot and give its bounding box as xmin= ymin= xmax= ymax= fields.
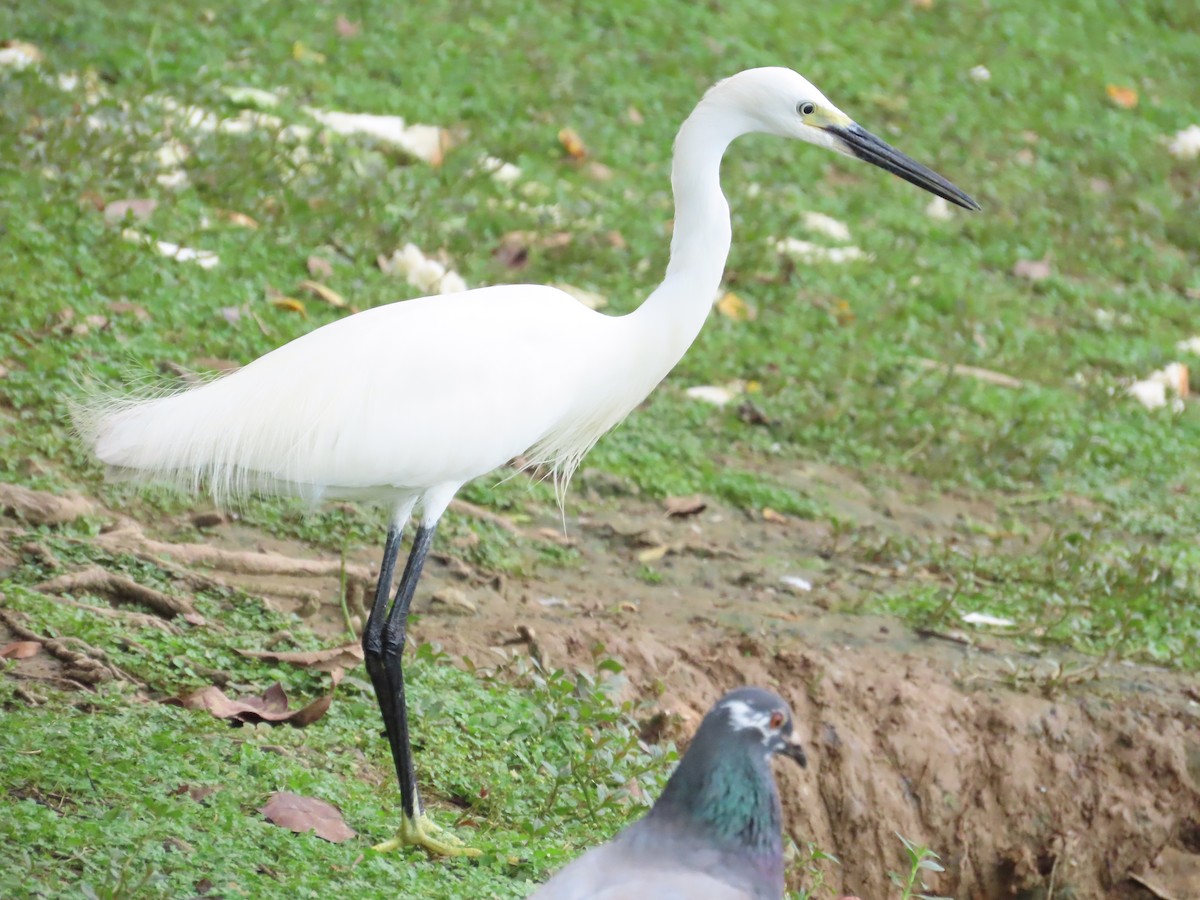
xmin=75 ymin=285 xmax=645 ymax=506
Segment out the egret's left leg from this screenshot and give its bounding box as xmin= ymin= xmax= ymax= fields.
xmin=372 ymin=520 xmax=480 ymax=857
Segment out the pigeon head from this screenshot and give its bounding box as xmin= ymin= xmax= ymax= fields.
xmin=717 ymin=687 xmax=807 ymax=768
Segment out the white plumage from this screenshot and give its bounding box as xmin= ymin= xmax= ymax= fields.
xmin=75 ymin=67 xmax=977 ymax=855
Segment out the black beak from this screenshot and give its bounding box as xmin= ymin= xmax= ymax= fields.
xmin=828 ymin=123 xmax=981 ymax=211
xmin=777 ymin=735 xmax=808 ymax=768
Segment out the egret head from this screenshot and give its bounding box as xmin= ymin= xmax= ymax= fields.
xmin=709 ymin=67 xmax=980 ymax=210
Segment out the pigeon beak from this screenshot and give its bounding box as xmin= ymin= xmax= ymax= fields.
xmin=825 ymin=122 xmax=981 ymax=211
xmin=777 ymin=734 xmax=808 ymax=768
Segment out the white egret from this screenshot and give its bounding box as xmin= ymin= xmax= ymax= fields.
xmin=76 ymin=67 xmax=978 ymax=856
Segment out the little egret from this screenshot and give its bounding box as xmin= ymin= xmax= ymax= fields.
xmin=76 ymin=67 xmax=978 ymax=856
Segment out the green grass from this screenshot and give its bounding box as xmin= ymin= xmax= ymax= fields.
xmin=1 ymin=559 xmax=671 ymax=899
xmin=2 ymin=0 xmax=1199 ymax=895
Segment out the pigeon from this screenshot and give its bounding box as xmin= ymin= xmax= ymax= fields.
xmin=531 ymin=686 xmax=807 ymax=900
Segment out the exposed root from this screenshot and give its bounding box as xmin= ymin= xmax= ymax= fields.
xmin=36 ymin=565 xmax=195 ymax=619
xmin=0 ymin=483 xmax=95 ymax=526
xmin=0 ymin=606 xmax=134 ymax=685
xmin=95 ymin=520 xmax=373 ymax=581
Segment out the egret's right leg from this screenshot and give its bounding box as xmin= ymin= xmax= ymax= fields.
xmin=363 ymin=513 xmax=479 ymax=857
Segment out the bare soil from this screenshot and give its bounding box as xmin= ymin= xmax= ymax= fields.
xmin=4 ymin=466 xmax=1199 ymax=899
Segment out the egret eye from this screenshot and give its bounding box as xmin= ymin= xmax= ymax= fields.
xmin=769 ymin=711 xmax=785 ymax=729
xmin=798 ymin=101 xmax=816 ymax=116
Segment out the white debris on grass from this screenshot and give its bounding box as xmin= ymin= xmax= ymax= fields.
xmin=774 ymin=236 xmax=871 ymax=265
xmin=925 ymin=196 xmax=954 ymax=220
xmin=780 ymin=575 xmax=813 ymax=592
xmin=379 ymin=243 xmax=467 ymax=295
xmin=685 ymin=382 xmax=745 ymax=407
xmin=962 ymin=611 xmax=1015 ymax=627
xmin=1175 ymin=336 xmax=1200 ymax=355
xmin=221 ymin=85 xmax=281 ymax=109
xmin=1167 ymin=125 xmax=1200 ymax=161
xmin=121 ymin=229 xmax=220 ymax=269
xmin=1127 ymin=362 xmax=1188 ymax=412
xmin=800 ymin=211 xmax=852 ymax=243
xmin=968 ymin=65 xmax=991 ymax=82
xmin=302 ymin=107 xmax=447 ymax=164
xmin=0 ymin=40 xmax=42 ymax=70
xmin=475 ymin=154 xmax=522 ymax=185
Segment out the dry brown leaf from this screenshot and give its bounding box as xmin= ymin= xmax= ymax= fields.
xmin=637 ymin=544 xmax=670 ymax=564
xmin=1 ymin=640 xmax=42 ymax=659
xmin=259 ymin=791 xmax=356 ymax=843
xmin=170 ymin=783 xmax=221 ymax=803
xmin=716 ymin=291 xmax=755 ymax=321
xmin=236 ymin=642 xmax=363 ymax=674
xmin=103 ymin=198 xmax=158 ymax=224
xmin=1012 ymin=258 xmax=1051 ymax=282
xmin=558 ymin=127 xmax=588 ymax=160
xmin=335 ymin=15 xmax=361 ymax=37
xmin=298 ymin=279 xmax=347 ymax=308
xmin=168 ymin=682 xmax=334 ymax=727
xmin=664 ymin=495 xmax=707 ymax=518
xmin=216 ymin=209 xmax=259 ymax=229
xmin=268 ymin=296 xmax=308 ymax=317
xmin=1106 ymin=84 xmax=1138 ymax=109
xmin=494 ymin=232 xmax=531 ymax=269
xmin=108 ymin=300 xmax=151 ymax=321
xmin=307 ymin=255 xmax=334 ymax=279
xmin=762 ymin=508 xmax=788 ymax=524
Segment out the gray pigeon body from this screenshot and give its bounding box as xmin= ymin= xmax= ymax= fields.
xmin=531 ymin=687 xmax=807 ymax=900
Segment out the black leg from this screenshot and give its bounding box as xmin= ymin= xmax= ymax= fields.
xmin=380 ymin=522 xmax=438 ymax=821
xmin=362 ymin=526 xmax=404 ymax=791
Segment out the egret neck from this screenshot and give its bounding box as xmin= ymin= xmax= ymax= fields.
xmin=626 ymin=100 xmax=748 ymax=386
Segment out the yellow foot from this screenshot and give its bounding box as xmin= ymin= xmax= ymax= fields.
xmin=372 ymin=813 xmax=482 ymax=857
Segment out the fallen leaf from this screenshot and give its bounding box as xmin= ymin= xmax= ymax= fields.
xmin=304 ymin=107 xmax=448 ymax=165
xmin=558 ymin=127 xmax=587 ymax=160
xmin=715 ymin=291 xmax=755 ymax=321
xmin=762 ymin=508 xmax=788 ymax=524
xmin=268 ymin=295 xmax=308 ymax=317
xmin=335 ymin=15 xmax=361 ymax=37
xmin=781 ymin=575 xmax=813 ymax=592
xmin=664 ymin=495 xmax=707 ymax=518
xmin=259 ymin=792 xmax=356 ymax=843
xmin=170 ymin=783 xmax=221 ymax=803
xmin=306 ymin=255 xmax=334 ymax=279
xmin=298 ymin=279 xmax=347 ymax=308
xmin=237 ymin=642 xmax=363 ymax=674
xmin=1106 ymin=84 xmax=1138 ymax=109
xmin=1 ymin=640 xmax=42 ymax=659
xmin=775 ymin=237 xmax=870 ymax=265
xmin=108 ymin=300 xmax=151 ymax=321
xmin=168 ymin=682 xmax=334 ymax=727
xmin=292 ymin=41 xmax=327 ymax=65
xmin=626 ymin=106 xmax=644 ymax=125
xmin=1012 ymin=258 xmax=1051 ymax=282
xmin=494 ymin=232 xmax=531 ymax=269
xmin=586 ymin=161 xmax=614 ymax=181
xmin=121 ymin=229 xmax=219 ymax=269
xmin=104 ymin=198 xmax=158 ymax=223
xmin=215 ymin=209 xmax=259 ymax=229
xmin=637 ymin=545 xmax=670 ymax=564
xmin=736 ymin=399 xmax=773 ymax=425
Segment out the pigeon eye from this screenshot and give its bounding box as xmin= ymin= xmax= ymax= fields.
xmin=769 ymin=711 xmax=785 ymax=729
xmin=798 ymin=101 xmax=816 ymax=116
